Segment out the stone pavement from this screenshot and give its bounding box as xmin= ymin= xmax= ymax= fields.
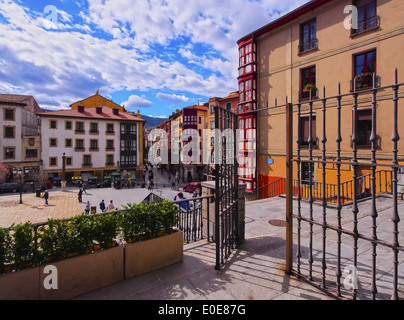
xmin=0 ymin=189 xmax=82 ymax=228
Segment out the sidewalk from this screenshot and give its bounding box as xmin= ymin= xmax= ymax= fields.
xmin=0 ymin=189 xmax=82 ymax=228
xmin=73 ymin=196 xmax=335 ymax=300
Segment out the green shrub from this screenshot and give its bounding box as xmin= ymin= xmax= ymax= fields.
xmin=39 ymin=219 xmax=71 ymax=262
xmin=0 ymin=227 xmax=12 ymax=274
xmin=92 ymin=213 xmax=119 ymax=249
xmin=10 ymin=222 xmax=36 ymax=270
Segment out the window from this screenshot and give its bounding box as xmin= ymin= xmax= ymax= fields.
xmin=4 ymin=126 xmax=15 ymax=138
xmin=49 ymin=157 xmax=57 ymax=167
xmin=26 ymin=149 xmax=38 ymax=158
xmin=65 ymin=139 xmax=72 ymax=148
xmin=352 ymin=0 xmax=378 ymax=35
xmin=65 ymin=121 xmax=72 ymax=130
xmin=199 ymin=117 xmax=202 ymax=124
xmin=353 ymin=50 xmax=377 ymax=90
xmin=106 ymin=154 xmax=114 ymax=165
xmin=300 ymin=19 xmax=317 ymax=53
xmin=121 ymin=140 xmax=137 ymax=152
xmin=226 ymin=103 xmax=232 ymax=111
xmin=75 ymin=121 xmax=84 ymax=133
xmin=210 ymin=105 xmax=215 ymax=114
xmin=4 ymin=147 xmax=15 ymax=159
xmin=301 ymin=66 xmax=317 ymax=99
xmin=90 ymin=139 xmax=98 ymax=151
xmin=4 ymin=109 xmax=15 ymax=121
xmin=49 ymin=138 xmax=57 ymax=147
xmin=121 ymin=124 xmax=137 ymax=135
xmin=239 ymin=42 xmax=255 ymax=76
xmin=50 ymin=120 xmax=57 ymax=129
xmin=301 ymin=162 xmax=315 ymax=185
xmin=356 ymin=109 xmax=372 ymax=147
xmin=90 ymin=122 xmax=98 ymax=133
xmin=83 ymin=155 xmax=91 ymax=166
xmin=66 ymin=157 xmax=72 ymax=166
xmin=75 ymin=139 xmax=84 ymax=151
xmin=106 ymin=123 xmax=114 ymax=134
xmin=300 ymin=115 xmax=317 ymax=146
xmin=106 ymin=140 xmax=114 ymax=150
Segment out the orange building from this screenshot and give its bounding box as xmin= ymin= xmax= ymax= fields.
xmin=238 ymin=0 xmax=404 ymax=198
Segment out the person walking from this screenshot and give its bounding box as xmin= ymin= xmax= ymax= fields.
xmin=78 ymin=188 xmax=83 ymax=203
xmin=42 ymin=189 xmax=49 ymax=205
xmin=174 ymin=192 xmax=190 ymax=211
xmin=85 ymin=201 xmax=91 ymax=214
xmin=99 ymin=199 xmax=106 ymax=212
xmin=107 ymin=200 xmax=115 ymax=212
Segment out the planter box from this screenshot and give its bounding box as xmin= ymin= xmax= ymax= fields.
xmin=124 ymin=230 xmax=183 ymax=279
xmin=0 ymin=267 xmax=40 ymax=300
xmin=0 ymin=231 xmax=184 ymax=300
xmin=0 ymin=245 xmax=124 ymax=300
xmin=40 ymin=244 xmax=124 ymax=300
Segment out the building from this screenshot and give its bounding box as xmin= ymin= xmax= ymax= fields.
xmin=237 ymin=0 xmax=404 ymax=195
xmin=206 ymin=92 xmax=239 ymax=180
xmin=0 ymin=94 xmax=42 ymax=183
xmin=37 ymin=93 xmax=145 ymax=184
xmin=181 ymin=104 xmax=208 ymax=181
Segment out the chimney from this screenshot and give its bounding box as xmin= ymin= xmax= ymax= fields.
xmin=96 ymin=106 xmax=103 ymax=114
xmin=78 ymin=105 xmax=85 ymax=113
xmin=113 ymin=108 xmax=119 ymax=115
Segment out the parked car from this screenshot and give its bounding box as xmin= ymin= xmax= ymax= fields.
xmin=0 ymin=182 xmax=22 ymax=194
xmin=96 ymin=180 xmax=111 ymax=188
xmin=183 ymin=182 xmax=201 ymax=193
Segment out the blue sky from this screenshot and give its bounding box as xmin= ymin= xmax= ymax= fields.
xmin=0 ymin=0 xmax=308 ymax=118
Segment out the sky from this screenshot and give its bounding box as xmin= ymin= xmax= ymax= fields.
xmin=0 ymin=0 xmax=309 ymax=118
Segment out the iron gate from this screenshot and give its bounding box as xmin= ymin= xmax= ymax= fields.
xmin=214 ymin=105 xmax=239 ymax=271
xmin=286 ymin=69 xmax=404 ymax=300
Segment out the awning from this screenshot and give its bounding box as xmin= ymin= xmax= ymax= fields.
xmin=104 ymin=176 xmax=111 ymax=179
xmin=111 ymin=172 xmax=121 ymax=176
xmin=53 ymin=177 xmax=62 ymax=181
xmin=88 ymin=176 xmax=98 ymax=180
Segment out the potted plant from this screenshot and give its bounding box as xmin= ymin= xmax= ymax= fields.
xmin=303 ymin=83 xmax=316 ymax=92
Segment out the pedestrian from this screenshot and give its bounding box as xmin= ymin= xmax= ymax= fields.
xmin=107 ymin=200 xmax=115 ymax=212
xmin=171 ymin=180 xmax=175 ymax=190
xmin=85 ymin=201 xmax=91 ymax=214
xmin=147 ymin=180 xmax=152 ymax=190
xmin=82 ymin=182 xmax=87 ymax=194
xmin=78 ymin=188 xmax=83 ymax=203
xmin=174 ymin=192 xmax=190 ymax=211
xmin=99 ymin=199 xmax=106 ymax=212
xmin=42 ymin=189 xmax=49 ymax=205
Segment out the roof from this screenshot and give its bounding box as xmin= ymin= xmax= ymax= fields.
xmin=183 ymin=104 xmax=208 ymax=111
xmin=238 ymin=0 xmax=333 ymax=44
xmin=37 ymin=106 xmax=145 ymax=122
xmin=0 ymin=94 xmax=42 ymax=112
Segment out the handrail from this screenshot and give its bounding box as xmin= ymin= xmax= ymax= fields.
xmin=247 ymin=170 xmax=393 ymax=204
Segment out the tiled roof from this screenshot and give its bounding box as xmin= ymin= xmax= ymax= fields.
xmin=37 ymin=106 xmax=145 ymax=122
xmin=0 ymin=94 xmax=30 ymax=105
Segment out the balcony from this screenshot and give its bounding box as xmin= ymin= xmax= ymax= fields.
xmin=350 ymin=73 xmax=380 ymax=92
xmin=350 ymin=16 xmax=380 ymax=37
xmin=298 ymin=38 xmax=318 ymax=55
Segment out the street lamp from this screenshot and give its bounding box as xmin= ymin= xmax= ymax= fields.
xmin=13 ymin=167 xmax=28 ymax=204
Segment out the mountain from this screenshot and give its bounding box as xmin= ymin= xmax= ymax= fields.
xmin=142 ymin=115 xmax=168 ymax=128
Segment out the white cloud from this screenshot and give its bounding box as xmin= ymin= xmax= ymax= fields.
xmin=122 ymin=95 xmax=153 ymax=109
xmin=156 ymin=92 xmax=189 ymax=103
xmin=0 ymin=0 xmax=310 ymax=111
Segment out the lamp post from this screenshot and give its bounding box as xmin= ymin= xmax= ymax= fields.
xmin=13 ymin=167 xmax=28 ymax=204
xmin=61 ymin=153 xmax=67 ymax=191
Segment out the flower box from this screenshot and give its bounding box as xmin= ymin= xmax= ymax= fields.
xmin=124 ymin=229 xmax=183 ymax=279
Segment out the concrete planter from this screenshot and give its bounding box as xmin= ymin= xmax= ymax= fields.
xmin=0 ymin=231 xmax=184 ymax=300
xmin=0 ymin=245 xmax=124 ymax=300
xmin=124 ymin=230 xmax=183 ymax=279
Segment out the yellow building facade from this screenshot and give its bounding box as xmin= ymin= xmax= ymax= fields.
xmin=238 ymin=0 xmax=404 ymax=199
